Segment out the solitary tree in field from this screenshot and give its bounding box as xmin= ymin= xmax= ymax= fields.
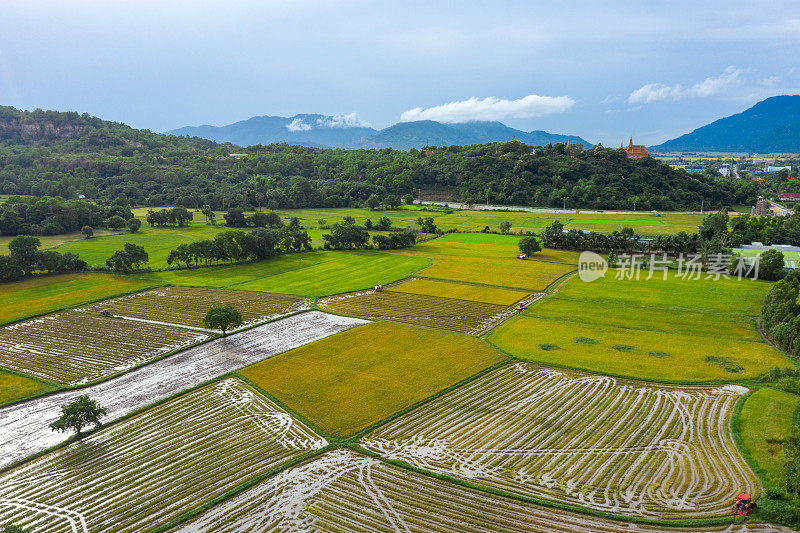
xmin=499 ymin=220 xmax=512 ymax=234
xmin=204 ymin=305 xmax=243 ymax=335
xmin=81 ymin=226 xmax=94 ymax=239
xmin=518 ymin=236 xmax=542 ymax=256
xmin=50 ymin=395 xmax=107 ymax=438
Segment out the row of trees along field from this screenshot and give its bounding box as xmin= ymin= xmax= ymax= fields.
xmin=0 ymin=196 xmax=138 ymax=236
xmin=0 ymin=105 xmax=756 ymax=212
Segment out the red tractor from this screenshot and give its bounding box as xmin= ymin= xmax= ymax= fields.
xmin=732 ymin=494 xmax=757 ymax=516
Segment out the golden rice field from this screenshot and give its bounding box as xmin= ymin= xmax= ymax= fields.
xmin=239 ymin=321 xmax=505 ymax=437
xmin=76 ymin=286 xmax=310 ymax=329
xmin=319 ymin=288 xmax=541 ymax=335
xmin=389 ymin=278 xmax=529 ymax=305
xmin=0 ymin=312 xmax=209 ymax=385
xmin=418 ymin=255 xmax=574 ymax=291
xmin=0 ymin=378 xmax=326 ymax=533
xmin=361 ymin=362 xmax=760 ymax=519
xmin=0 ymin=273 xmax=157 ymax=325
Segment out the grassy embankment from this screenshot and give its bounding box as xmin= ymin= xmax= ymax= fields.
xmin=739 ymin=388 xmax=800 ymax=485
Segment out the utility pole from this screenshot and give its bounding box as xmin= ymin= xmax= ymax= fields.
xmin=701 ymin=199 xmax=704 ymax=214
xmin=633 ymin=199 xmax=636 ymax=212
xmin=563 ymin=196 xmax=568 ymax=210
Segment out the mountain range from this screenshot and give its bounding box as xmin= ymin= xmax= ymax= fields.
xmin=167 ymin=114 xmax=593 ymax=150
xmin=650 ymin=95 xmax=800 ymax=153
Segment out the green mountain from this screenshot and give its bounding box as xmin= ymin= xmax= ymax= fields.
xmin=168 ymin=114 xmax=377 ymax=148
xmin=651 ymin=95 xmax=800 ymax=153
xmin=169 ymin=114 xmax=593 ymax=150
xmin=358 ymin=120 xmax=592 ymax=149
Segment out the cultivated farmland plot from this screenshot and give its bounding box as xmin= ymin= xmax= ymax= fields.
xmin=76 ymin=286 xmax=311 ymax=330
xmin=175 ymin=449 xmax=786 ymax=533
xmin=0 ymin=312 xmax=209 ymax=385
xmin=319 ymin=288 xmax=540 ymax=335
xmin=0 ymin=377 xmax=326 ymax=533
xmin=361 ymin=362 xmax=760 ymax=519
xmin=0 ymin=311 xmax=367 ymax=469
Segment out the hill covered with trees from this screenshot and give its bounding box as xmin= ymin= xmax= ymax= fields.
xmin=0 ymin=105 xmax=752 ymax=213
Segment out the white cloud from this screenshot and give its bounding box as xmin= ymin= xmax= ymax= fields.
xmin=286 ymin=113 xmax=371 ymax=131
xmin=286 ymin=118 xmax=311 ymax=131
xmin=399 ymin=94 xmax=575 ymax=123
xmin=627 ymin=67 xmax=743 ymax=105
xmin=316 ymin=113 xmax=371 ymax=128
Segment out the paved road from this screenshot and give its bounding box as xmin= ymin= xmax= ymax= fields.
xmin=416 ymin=200 xmax=706 ymax=215
xmin=0 ymin=311 xmax=367 ymax=470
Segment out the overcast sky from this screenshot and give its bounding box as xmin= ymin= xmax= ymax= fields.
xmin=1 ymin=0 xmax=799 ymax=145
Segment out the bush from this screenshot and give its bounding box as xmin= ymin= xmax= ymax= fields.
xmin=126 ymin=218 xmax=141 ymax=233
xmin=106 ymin=215 xmax=126 ymax=230
xmin=81 ymin=225 xmax=94 ymax=239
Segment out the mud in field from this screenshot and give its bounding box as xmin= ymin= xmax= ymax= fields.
xmin=175 ymin=449 xmax=787 ymax=532
xmin=361 ymin=363 xmax=760 ymax=519
xmin=0 ymin=378 xmax=325 ymax=533
xmin=0 ymin=311 xmax=366 ymax=469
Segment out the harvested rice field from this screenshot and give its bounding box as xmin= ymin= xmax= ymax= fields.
xmin=0 ymin=378 xmax=326 ymax=533
xmin=0 ymin=311 xmax=366 ymax=470
xmin=389 ymin=277 xmax=528 ymax=305
xmin=319 ymin=288 xmax=541 ymax=335
xmin=0 ymin=312 xmax=209 ymax=385
xmin=361 ymin=362 xmax=760 ymax=519
xmin=238 ymin=321 xmax=504 ymax=437
xmin=77 ymin=286 xmax=310 ymax=329
xmin=174 ymin=448 xmax=783 ymax=533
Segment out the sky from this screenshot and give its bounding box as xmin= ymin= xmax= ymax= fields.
xmin=1 ymin=0 xmax=799 ymax=146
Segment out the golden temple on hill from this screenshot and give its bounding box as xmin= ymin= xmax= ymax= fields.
xmin=621 ymin=137 xmax=649 ymax=159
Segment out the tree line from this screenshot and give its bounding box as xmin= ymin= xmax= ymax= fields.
xmin=0 ymin=195 xmax=135 ymax=236
xmin=0 ymin=235 xmax=87 ymax=280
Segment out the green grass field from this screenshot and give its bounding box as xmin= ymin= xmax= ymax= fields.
xmin=733 ymin=247 xmax=800 ymax=268
xmin=489 ymin=269 xmax=790 ymax=382
xmin=555 ymin=269 xmax=772 ymax=314
xmin=237 ymin=321 xmax=505 ymax=437
xmin=274 ymin=207 xmax=705 ymax=236
xmin=528 ymin=298 xmax=762 ymax=341
xmin=489 ymin=315 xmax=789 ymax=382
xmin=0 ymin=273 xmax=157 ymax=325
xmin=136 ymin=250 xmax=429 ymax=298
xmin=437 ymin=232 xmax=523 ymax=245
xmin=740 ymin=388 xmax=800 ymax=484
xmin=0 ymin=369 xmax=54 ymax=405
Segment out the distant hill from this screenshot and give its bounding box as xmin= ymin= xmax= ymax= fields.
xmin=168 ymin=114 xmax=377 ymax=148
xmin=169 ymin=115 xmax=593 ymax=150
xmin=650 ymin=95 xmax=800 ymax=153
xmin=358 ymin=120 xmax=592 ymax=150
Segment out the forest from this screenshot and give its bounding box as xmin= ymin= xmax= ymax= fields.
xmin=0 ymin=106 xmax=757 ymax=216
